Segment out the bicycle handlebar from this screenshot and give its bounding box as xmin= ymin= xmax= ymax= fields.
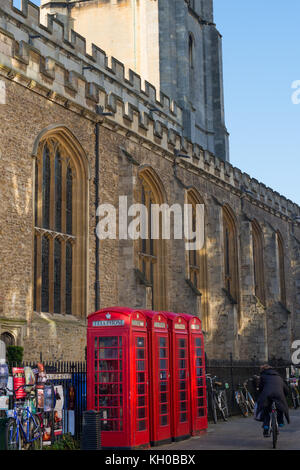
xmin=206 ymin=374 xmax=217 ymax=379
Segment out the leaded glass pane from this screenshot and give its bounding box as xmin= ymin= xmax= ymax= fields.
xmin=141 ymin=186 xmax=146 ymax=254
xmin=149 ymin=198 xmax=154 ymax=256
xmin=33 ymin=235 xmax=37 ymax=311
xmin=66 ymin=166 xmax=73 ymax=235
xmin=42 ymin=145 xmax=50 ymax=229
xmin=55 ymin=151 xmax=62 ymax=233
xmin=41 ymin=236 xmax=49 ymax=312
xmin=54 ymin=238 xmax=61 ymax=313
xmin=66 ymin=241 xmax=72 ymax=314
xmin=35 ymin=159 xmax=38 ymax=226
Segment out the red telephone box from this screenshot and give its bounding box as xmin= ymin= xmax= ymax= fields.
xmin=163 ymin=312 xmax=191 ymax=442
xmin=87 ymin=307 xmax=150 ymax=449
xmin=181 ymin=314 xmax=208 ymax=434
xmin=142 ymin=310 xmax=172 ymax=446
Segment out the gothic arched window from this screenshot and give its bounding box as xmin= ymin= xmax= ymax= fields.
xmin=186 ymin=190 xmax=205 ymax=286
xmin=276 ymin=231 xmax=286 ymax=306
xmin=33 ymin=131 xmax=88 ymax=316
xmin=223 ymin=205 xmax=239 ymax=306
xmin=252 ymin=220 xmax=265 ymax=304
xmin=138 ymin=168 xmax=166 ymax=311
xmin=186 ymin=189 xmax=208 ymax=328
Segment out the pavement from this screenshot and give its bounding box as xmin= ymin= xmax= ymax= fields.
xmin=155 ymin=409 xmax=300 ymax=451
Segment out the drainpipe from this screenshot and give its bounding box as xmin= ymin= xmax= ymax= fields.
xmin=93 ymin=105 xmax=114 ymax=312
xmin=94 ymin=120 xmax=100 ymax=312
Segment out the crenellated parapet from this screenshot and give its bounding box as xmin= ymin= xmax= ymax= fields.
xmin=0 ymin=0 xmax=299 ymax=219
xmin=0 ymin=1 xmax=182 ymax=124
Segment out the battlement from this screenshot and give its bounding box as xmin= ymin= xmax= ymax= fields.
xmin=0 ymin=0 xmax=299 ymax=218
xmin=1 ymin=1 xmax=182 ymax=124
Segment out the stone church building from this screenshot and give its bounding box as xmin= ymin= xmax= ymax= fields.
xmin=0 ymin=0 xmax=299 ymax=361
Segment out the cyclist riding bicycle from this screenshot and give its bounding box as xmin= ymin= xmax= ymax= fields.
xmin=256 ymin=364 xmax=290 ymax=437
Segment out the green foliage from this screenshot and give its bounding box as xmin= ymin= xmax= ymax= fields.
xmin=46 ymin=433 xmax=80 ymax=450
xmin=6 ymin=346 xmax=24 ymax=364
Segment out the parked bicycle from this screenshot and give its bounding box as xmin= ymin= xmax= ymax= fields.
xmin=288 ymin=378 xmax=300 ymax=409
xmin=2 ymin=384 xmax=43 ymax=450
xmin=206 ymin=374 xmax=229 ymax=423
xmin=234 ymin=379 xmax=255 ymax=417
xmin=262 ymin=401 xmax=279 ymax=449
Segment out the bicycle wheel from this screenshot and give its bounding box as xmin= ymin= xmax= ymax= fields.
xmin=218 ymin=391 xmax=229 ymax=421
xmin=28 ymin=416 xmax=43 ymax=450
xmin=210 ymin=394 xmax=218 ymax=424
xmin=271 ymin=411 xmax=278 ymax=449
xmin=246 ymin=392 xmax=255 ymax=413
xmin=5 ymin=418 xmax=21 ymax=450
xmin=235 ymin=391 xmax=249 ymax=417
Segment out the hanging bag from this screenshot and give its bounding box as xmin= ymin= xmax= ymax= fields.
xmin=44 ymin=384 xmax=55 ymax=412
xmin=12 ymin=367 xmax=26 ymax=399
xmin=0 ymin=363 xmax=8 ymax=392
xmin=24 ymin=366 xmax=36 ymax=393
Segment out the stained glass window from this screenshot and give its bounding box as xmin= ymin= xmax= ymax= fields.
xmin=41 ymin=236 xmax=50 ymax=313
xmin=66 ymin=166 xmax=73 ymax=235
xmin=55 ymin=151 xmax=62 ymax=233
xmin=252 ymin=220 xmax=265 ymax=305
xmin=66 ymin=241 xmax=72 ymax=315
xmin=34 ymin=135 xmax=80 ymax=316
xmin=186 ymin=189 xmax=209 ymax=330
xmin=35 ymin=159 xmax=38 ymax=226
xmin=223 ymin=205 xmax=239 ymax=306
xmin=139 ymin=179 xmax=156 ymax=300
xmin=138 ymin=169 xmax=166 ymax=311
xmin=54 ymin=238 xmax=61 ymax=314
xmin=42 ymin=145 xmax=50 ymax=229
xmin=141 ymin=185 xmax=147 ymax=256
xmin=277 ymin=232 xmax=286 ymax=305
xmin=187 ymin=190 xmax=206 ymax=292
xmin=33 ymin=235 xmax=37 ymax=312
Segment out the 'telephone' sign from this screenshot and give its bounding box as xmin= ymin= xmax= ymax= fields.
xmin=93 ymin=320 xmax=125 ymax=327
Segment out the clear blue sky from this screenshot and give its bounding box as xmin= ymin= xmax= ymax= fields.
xmin=13 ymin=0 xmax=300 ymax=204
xmin=214 ymin=0 xmax=300 ymax=205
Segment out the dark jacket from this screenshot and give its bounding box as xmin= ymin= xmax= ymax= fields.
xmin=257 ymin=368 xmax=290 ymax=423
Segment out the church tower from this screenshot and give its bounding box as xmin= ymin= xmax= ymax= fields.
xmin=41 ymin=0 xmax=229 ymax=161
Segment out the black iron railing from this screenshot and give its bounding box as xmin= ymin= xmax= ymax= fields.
xmin=6 ymin=355 xmax=294 ymax=438
xmin=205 ymin=355 xmax=292 ymax=419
